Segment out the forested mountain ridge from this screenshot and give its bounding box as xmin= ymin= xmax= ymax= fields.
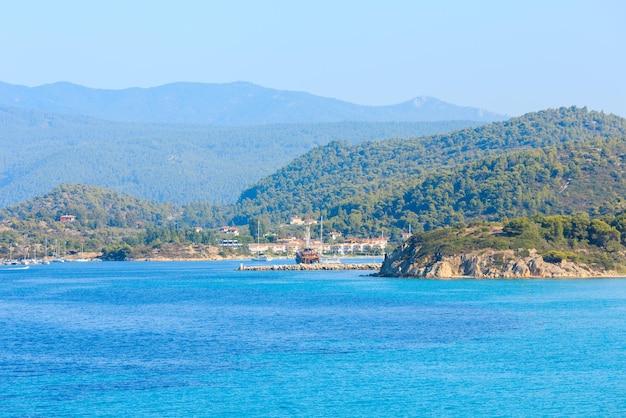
xmin=0 ymin=104 xmax=481 ymax=207
xmin=235 ymin=107 xmax=626 ymax=236
xmin=0 ymin=81 xmax=507 ymax=124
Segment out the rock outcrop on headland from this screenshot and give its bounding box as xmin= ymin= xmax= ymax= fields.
xmin=378 ymin=247 xmax=613 ymax=279
xmin=376 ymin=216 xmax=626 ymax=279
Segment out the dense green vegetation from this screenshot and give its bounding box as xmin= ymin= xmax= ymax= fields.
xmin=402 ymin=213 xmax=626 ymax=271
xmin=0 ymin=104 xmax=482 ymax=207
xmin=389 ymin=139 xmax=626 ymax=230
xmin=3 ymin=107 xmax=626 ymax=264
xmin=1 ymin=184 xmax=180 ymax=228
xmin=236 ymin=107 xmax=626 ymax=237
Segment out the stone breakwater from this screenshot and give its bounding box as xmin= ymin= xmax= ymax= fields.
xmin=237 ymin=263 xmax=382 ymax=271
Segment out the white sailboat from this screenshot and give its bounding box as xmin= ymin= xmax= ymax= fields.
xmin=74 ymin=243 xmax=89 ymax=262
xmin=251 ymin=220 xmax=272 ymax=262
xmin=52 ymin=239 xmax=65 ymax=262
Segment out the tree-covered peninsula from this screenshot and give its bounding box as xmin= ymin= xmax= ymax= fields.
xmin=379 ymin=214 xmax=626 ymax=278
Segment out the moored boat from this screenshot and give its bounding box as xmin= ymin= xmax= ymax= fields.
xmin=251 ymin=220 xmax=273 ymax=262
xmin=295 ymin=248 xmax=320 ymax=264
xmin=251 ymin=253 xmax=273 ymax=262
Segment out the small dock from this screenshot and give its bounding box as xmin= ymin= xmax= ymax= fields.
xmin=236 ymin=262 xmax=382 ymax=271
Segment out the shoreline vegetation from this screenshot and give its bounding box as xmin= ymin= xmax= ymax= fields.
xmin=6 ymin=211 xmax=626 ymax=280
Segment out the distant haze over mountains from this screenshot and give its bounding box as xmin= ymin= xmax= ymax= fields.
xmin=0 ymin=81 xmax=507 ymax=124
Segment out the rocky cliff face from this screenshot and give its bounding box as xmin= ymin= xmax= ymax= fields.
xmin=378 ymin=246 xmax=612 ymax=279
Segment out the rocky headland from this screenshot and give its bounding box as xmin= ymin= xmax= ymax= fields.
xmin=378 ymin=248 xmax=615 ymax=278
xmin=376 ymin=219 xmax=626 ymax=279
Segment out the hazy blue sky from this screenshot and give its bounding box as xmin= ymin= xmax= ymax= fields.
xmin=1 ymin=0 xmax=624 ymax=116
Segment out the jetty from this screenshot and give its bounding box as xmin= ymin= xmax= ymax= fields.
xmin=237 ymin=262 xmax=382 ymax=271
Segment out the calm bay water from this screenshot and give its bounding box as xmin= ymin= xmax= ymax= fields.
xmin=1 ymin=261 xmax=625 ymax=416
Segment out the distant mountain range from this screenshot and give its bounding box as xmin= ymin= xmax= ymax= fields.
xmin=0 ymin=81 xmax=507 ymax=124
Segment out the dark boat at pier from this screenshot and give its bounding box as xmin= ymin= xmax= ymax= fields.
xmin=295 ymin=248 xmax=320 ymax=264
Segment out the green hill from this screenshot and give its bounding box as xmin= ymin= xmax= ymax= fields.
xmin=388 ymin=138 xmax=626 ymax=230
xmin=0 ymin=184 xmax=178 ymax=258
xmin=235 ymin=107 xmax=626 ymax=236
xmin=0 ymin=183 xmax=180 ymax=229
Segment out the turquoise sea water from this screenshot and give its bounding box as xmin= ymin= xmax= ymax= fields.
xmin=1 ymin=261 xmax=625 ymax=416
